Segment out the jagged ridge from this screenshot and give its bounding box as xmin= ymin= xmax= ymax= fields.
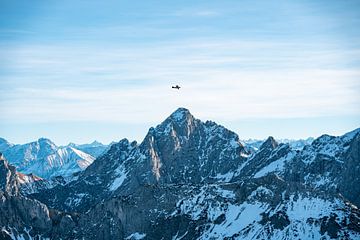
xmin=1 ymin=108 xmax=359 ymax=239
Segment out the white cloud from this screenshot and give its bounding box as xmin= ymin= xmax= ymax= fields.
xmin=1 ymin=68 xmax=359 ymax=124
xmin=1 ymin=39 xmax=359 ymax=124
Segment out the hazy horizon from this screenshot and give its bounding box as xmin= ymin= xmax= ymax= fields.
xmin=1 ymin=106 xmax=359 ymax=146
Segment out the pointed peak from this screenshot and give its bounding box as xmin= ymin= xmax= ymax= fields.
xmin=146 ymin=108 xmax=197 ymax=140
xmin=91 ymin=140 xmax=103 ymax=145
xmin=169 ymin=107 xmax=192 ymax=122
xmin=260 ymin=136 xmax=278 ymax=150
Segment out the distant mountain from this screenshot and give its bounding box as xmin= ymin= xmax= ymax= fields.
xmin=241 ymin=139 xmax=264 ymax=153
xmin=242 ymin=137 xmax=314 ymax=153
xmin=67 ymin=140 xmax=110 ymax=158
xmin=0 ymin=138 xmax=95 ymax=179
xmin=0 ymin=137 xmax=13 ymax=153
xmin=278 ymin=137 xmax=314 ymax=150
xmin=1 ymin=108 xmax=359 ymax=239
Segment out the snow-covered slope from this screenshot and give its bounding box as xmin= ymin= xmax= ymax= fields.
xmin=67 ymin=140 xmax=110 ymax=158
xmin=168 ymin=180 xmax=359 ymax=240
xmin=1 ymin=138 xmax=95 ymax=179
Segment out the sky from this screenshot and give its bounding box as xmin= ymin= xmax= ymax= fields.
xmin=0 ymin=0 xmax=360 ymax=145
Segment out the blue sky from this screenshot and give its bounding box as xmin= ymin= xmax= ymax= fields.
xmin=0 ymin=0 xmax=360 ymax=145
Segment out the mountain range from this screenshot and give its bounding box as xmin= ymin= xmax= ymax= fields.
xmin=0 ymin=138 xmax=110 ymax=179
xmin=0 ymin=107 xmax=359 ymax=239
xmin=0 ymin=132 xmax=311 ymax=181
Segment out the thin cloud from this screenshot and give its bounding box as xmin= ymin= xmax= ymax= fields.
xmin=2 ymin=64 xmax=359 ymax=124
xmin=1 ymin=37 xmax=359 ymax=125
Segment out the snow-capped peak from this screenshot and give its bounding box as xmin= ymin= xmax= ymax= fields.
xmin=0 ymin=138 xmax=97 ymax=179
xmin=170 ymin=107 xmax=191 ymax=120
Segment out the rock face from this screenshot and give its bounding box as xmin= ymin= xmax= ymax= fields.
xmin=340 ymin=133 xmax=360 ymax=206
xmin=0 ymin=153 xmax=20 ymax=196
xmin=1 ymin=108 xmax=360 ymax=239
xmin=0 ymin=154 xmax=81 ymax=239
xmin=32 ymin=108 xmax=249 ymax=211
xmin=132 ymin=108 xmax=248 ymax=185
xmin=281 ymin=129 xmax=360 ymax=206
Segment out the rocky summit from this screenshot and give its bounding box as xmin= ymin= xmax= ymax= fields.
xmin=1 ymin=108 xmax=360 ymax=239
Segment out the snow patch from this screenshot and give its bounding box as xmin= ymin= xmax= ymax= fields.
xmin=229 ymin=138 xmax=239 ymax=149
xmin=254 ymin=151 xmax=295 ymax=178
xmin=249 ymin=186 xmax=274 ymax=199
xmin=213 ymin=172 xmax=234 ymax=182
xmin=109 ymin=165 xmax=127 ymax=191
xmin=125 ymin=232 xmax=146 ymax=240
xmin=171 ymin=108 xmax=188 ymax=122
xmin=172 ymin=231 xmax=188 ymax=240
xmin=200 ymin=202 xmax=267 ymax=239
xmin=286 ymin=195 xmax=341 ymax=220
xmin=214 ymin=186 xmax=235 ymax=199
xmin=65 ymin=193 xmax=88 ymax=207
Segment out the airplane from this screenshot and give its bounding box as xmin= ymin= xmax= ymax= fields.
xmin=172 ymin=85 xmax=181 ymax=90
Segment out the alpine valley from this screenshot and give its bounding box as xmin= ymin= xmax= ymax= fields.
xmin=1 ymin=108 xmax=359 ymax=239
